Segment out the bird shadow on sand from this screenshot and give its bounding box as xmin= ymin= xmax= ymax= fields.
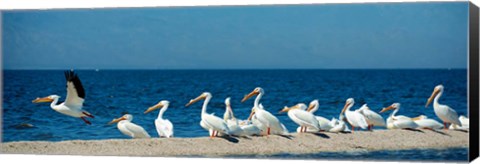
xmin=426 ymin=129 xmax=451 ymax=136
xmin=276 ymin=134 xmax=294 ymax=140
xmin=310 ymin=132 xmax=330 ymax=139
xmin=402 ymin=128 xmax=424 ymax=133
xmin=219 ymin=135 xmax=240 ymax=143
xmin=453 ymin=129 xmax=469 ymax=133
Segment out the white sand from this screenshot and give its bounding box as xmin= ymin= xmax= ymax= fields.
xmin=0 ymin=129 xmax=468 ymax=157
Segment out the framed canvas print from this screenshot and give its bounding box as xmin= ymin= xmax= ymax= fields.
xmin=1 ymin=0 xmax=479 ymax=163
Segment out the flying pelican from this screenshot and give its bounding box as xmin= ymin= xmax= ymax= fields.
xmin=411 ymin=115 xmax=443 ymax=130
xmin=280 ymin=103 xmax=320 ymax=133
xmin=303 ymin=100 xmax=333 ymax=132
xmin=185 ymin=92 xmax=230 ymax=138
xmin=425 ymin=85 xmax=462 ymax=130
xmin=357 ymin=104 xmax=385 ymax=130
xmin=380 ymin=103 xmax=419 ymax=129
xmin=144 ymin=100 xmax=174 ymax=138
xmin=341 ymin=98 xmax=368 ymax=133
xmin=32 ymin=70 xmax=94 ymax=125
xmin=449 ymin=115 xmax=469 ymax=130
xmin=242 ymin=87 xmax=288 ymax=136
xmin=108 ymin=114 xmax=151 ymax=139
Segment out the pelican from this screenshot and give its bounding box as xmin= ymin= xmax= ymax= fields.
xmin=304 ymin=100 xmax=333 ymax=132
xmin=449 ymin=115 xmax=469 ymax=130
xmin=411 ymin=115 xmax=443 ymax=130
xmin=186 ymin=92 xmax=230 ymax=138
xmin=222 ymin=97 xmax=247 ymax=137
xmin=108 ymin=114 xmax=151 ymax=139
xmin=280 ymin=103 xmax=320 ymax=133
xmin=32 ymin=70 xmax=94 ymax=125
xmin=144 ymin=100 xmax=174 ymax=138
xmin=328 ymin=115 xmax=347 ymax=133
xmin=341 ymin=98 xmax=368 ymax=133
xmin=242 ymin=87 xmax=288 ymax=135
xmin=357 ymin=104 xmax=385 ymax=130
xmin=380 ymin=103 xmax=418 ymax=129
xmin=425 ymin=85 xmax=462 ymax=130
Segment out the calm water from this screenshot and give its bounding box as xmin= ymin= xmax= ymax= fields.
xmin=1 ymin=69 xmax=468 ymax=160
xmin=221 ymin=147 xmax=469 ymax=162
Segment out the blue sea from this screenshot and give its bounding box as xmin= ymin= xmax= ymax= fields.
xmin=1 ymin=69 xmax=468 ymax=161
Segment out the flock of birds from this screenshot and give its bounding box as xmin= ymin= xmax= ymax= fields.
xmin=32 ymin=70 xmax=470 ymax=139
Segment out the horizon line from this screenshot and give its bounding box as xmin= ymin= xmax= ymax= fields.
xmin=2 ymin=68 xmax=468 ymax=71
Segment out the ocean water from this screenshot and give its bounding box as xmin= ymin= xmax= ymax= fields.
xmin=221 ymin=147 xmax=469 ymax=162
xmin=1 ymin=69 xmax=468 ymax=160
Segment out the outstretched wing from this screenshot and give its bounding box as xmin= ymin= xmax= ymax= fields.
xmin=64 ymin=70 xmax=85 ymax=107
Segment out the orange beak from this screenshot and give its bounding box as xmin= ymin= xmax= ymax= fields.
xmin=425 ymin=89 xmax=440 ymax=108
xmin=340 ymin=102 xmax=351 ymax=114
xmin=380 ymin=105 xmax=395 ymax=113
xmin=32 ymin=97 xmax=54 ymax=103
xmin=241 ymin=90 xmax=259 ymax=103
xmin=144 ymin=102 xmax=164 ymax=114
xmin=108 ymin=116 xmax=126 ymax=124
xmin=186 ymin=94 xmax=206 ymax=107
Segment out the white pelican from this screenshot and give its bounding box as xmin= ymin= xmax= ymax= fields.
xmin=411 ymin=115 xmax=443 ymax=130
xmin=32 ymin=70 xmax=94 ymax=125
xmin=280 ymin=103 xmax=320 ymax=133
xmin=341 ymin=98 xmax=368 ymax=133
xmin=425 ymin=85 xmax=462 ymax=130
xmin=357 ymin=104 xmax=385 ymax=130
xmin=108 ymin=114 xmax=151 ymax=139
xmin=242 ymin=87 xmax=288 ymax=135
xmin=380 ymin=103 xmax=419 ymax=129
xmin=328 ymin=117 xmax=345 ymax=133
xmin=449 ymin=115 xmax=469 ymax=130
xmin=221 ymin=97 xmax=246 ymax=137
xmin=304 ymin=100 xmax=333 ymax=132
xmin=185 ymin=92 xmax=230 ymax=138
xmin=144 ymin=100 xmax=174 ymax=138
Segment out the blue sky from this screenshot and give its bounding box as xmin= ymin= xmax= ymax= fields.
xmin=2 ymin=2 xmax=469 ymax=69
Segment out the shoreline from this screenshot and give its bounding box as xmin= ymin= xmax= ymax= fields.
xmin=1 ymin=130 xmax=469 ymax=157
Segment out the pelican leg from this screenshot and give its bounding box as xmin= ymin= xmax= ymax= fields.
xmin=351 ymin=126 xmax=355 ymax=133
xmin=443 ymin=122 xmax=448 ymax=130
xmin=82 ymin=112 xmax=95 ymax=118
xmin=368 ymin=125 xmax=372 ymax=131
xmin=267 ymin=127 xmax=271 ymax=135
xmin=80 ymin=117 xmax=91 ymax=125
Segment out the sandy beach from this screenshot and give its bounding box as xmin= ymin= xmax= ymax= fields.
xmin=0 ymin=130 xmax=468 ymax=157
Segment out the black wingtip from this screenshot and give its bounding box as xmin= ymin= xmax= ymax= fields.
xmin=65 ymin=69 xmax=86 ymax=99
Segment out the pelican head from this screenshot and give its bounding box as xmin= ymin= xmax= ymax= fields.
xmin=380 ymin=103 xmax=400 ymax=113
xmin=341 ymin=98 xmax=355 ymax=114
xmin=185 ymin=92 xmax=211 ymax=107
xmin=307 ymin=99 xmax=319 ymax=112
xmin=32 ymin=95 xmax=60 ymax=103
xmin=144 ymin=100 xmax=169 ymax=114
xmin=225 ymin=97 xmax=231 ymax=106
xmin=241 ymin=87 xmax=264 ymax=102
xmin=279 ymin=103 xmax=307 ymax=113
xmin=425 ymin=84 xmax=444 ymax=108
xmin=109 ymin=114 xmax=133 ymax=124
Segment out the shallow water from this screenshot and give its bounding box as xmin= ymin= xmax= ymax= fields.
xmin=221 ymin=147 xmax=468 ymax=162
xmin=2 ymin=69 xmax=467 ymax=142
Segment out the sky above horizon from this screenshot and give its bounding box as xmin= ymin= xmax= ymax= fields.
xmin=2 ymin=2 xmax=469 ymax=69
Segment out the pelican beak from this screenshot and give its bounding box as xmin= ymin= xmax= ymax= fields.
xmin=241 ymin=90 xmax=259 ymax=103
xmin=279 ymin=106 xmax=290 ymax=113
xmin=307 ymin=103 xmax=315 ymax=112
xmin=108 ymin=116 xmax=126 ymax=125
xmin=32 ymin=97 xmax=54 ymax=103
xmin=425 ymin=89 xmax=440 ymax=108
xmin=340 ymin=102 xmax=350 ymax=114
xmin=185 ymin=94 xmax=206 ymax=107
xmin=247 ymin=110 xmax=256 ymax=121
xmin=380 ymin=105 xmax=395 ymax=113
xmin=144 ymin=103 xmax=163 ymax=114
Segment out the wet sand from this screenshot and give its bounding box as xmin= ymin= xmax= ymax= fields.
xmin=0 ymin=129 xmax=469 ymax=157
